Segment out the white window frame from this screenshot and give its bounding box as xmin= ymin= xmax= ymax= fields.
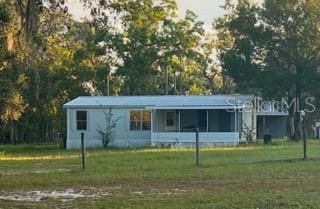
xmin=76 ymin=110 xmax=87 ymax=131
xmin=129 ymin=110 xmax=151 ymax=131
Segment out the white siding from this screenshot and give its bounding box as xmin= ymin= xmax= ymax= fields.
xmin=66 ymin=108 xmax=151 ymax=149
xmin=66 ymin=106 xmax=257 ymax=149
xmin=241 ymin=107 xmax=257 ymax=142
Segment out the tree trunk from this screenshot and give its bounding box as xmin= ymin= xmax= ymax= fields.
xmin=42 ymin=119 xmax=46 ymax=143
xmin=34 ymin=68 xmax=40 ymax=100
xmin=289 ymin=82 xmax=302 ymax=141
xmin=295 ymin=81 xmax=302 ymax=140
xmin=293 ymin=111 xmax=301 ymax=140
xmin=288 ymin=94 xmax=295 ymax=140
xmin=289 ymin=99 xmax=301 ymax=141
xmin=10 ymin=121 xmax=15 ymax=145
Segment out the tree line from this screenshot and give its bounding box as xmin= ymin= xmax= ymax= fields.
xmin=0 ymin=0 xmax=319 ymax=144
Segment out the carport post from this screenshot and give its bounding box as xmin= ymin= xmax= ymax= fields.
xmin=196 ymin=128 xmax=200 ymax=166
xmin=81 ymin=132 xmax=86 ymax=170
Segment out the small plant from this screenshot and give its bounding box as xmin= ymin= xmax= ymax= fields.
xmin=242 ymin=121 xmax=256 ymax=144
xmin=97 ymin=108 xmax=121 ymax=148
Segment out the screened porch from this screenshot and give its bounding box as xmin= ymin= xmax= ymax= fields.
xmin=151 ymin=109 xmax=242 ymax=146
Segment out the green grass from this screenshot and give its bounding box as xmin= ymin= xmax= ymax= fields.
xmin=1 ymin=140 xmax=320 ymax=208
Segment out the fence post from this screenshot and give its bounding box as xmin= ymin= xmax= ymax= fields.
xmin=196 ymin=128 xmax=200 ymax=166
xmin=81 ymin=132 xmax=86 ymax=170
xmin=303 ymin=123 xmax=307 ymax=160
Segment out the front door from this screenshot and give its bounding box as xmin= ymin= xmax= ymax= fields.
xmin=165 ymin=111 xmax=176 ymax=132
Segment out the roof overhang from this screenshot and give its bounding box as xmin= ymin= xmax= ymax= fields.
xmin=256 ymin=112 xmax=289 ymax=116
xmin=63 ymin=105 xmax=149 ymax=109
xmin=63 ymin=105 xmax=251 ymax=110
xmin=63 ymin=95 xmax=256 ymax=110
xmin=146 ymin=105 xmax=250 ymax=110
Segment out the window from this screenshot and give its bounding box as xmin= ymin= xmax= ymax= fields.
xmin=130 ymin=111 xmax=141 ymax=130
xmin=166 ymin=112 xmax=175 ymax=126
xmin=76 ymin=111 xmax=87 ymax=130
xmin=130 ymin=111 xmax=151 ymax=131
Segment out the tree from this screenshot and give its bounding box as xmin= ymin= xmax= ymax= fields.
xmin=90 ymin=0 xmax=209 ymax=95
xmin=194 ymin=30 xmax=223 ymax=94
xmin=0 ymin=1 xmax=27 ymax=143
xmin=0 ymin=0 xmax=220 ymax=144
xmin=217 ymin=0 xmax=320 ymax=140
xmin=0 ymin=1 xmax=100 ymax=143
xmin=160 ymin=10 xmax=206 ymax=95
xmin=111 ymin=0 xmax=178 ymax=95
xmin=11 ymin=0 xmax=68 ymax=99
xmin=0 ymin=0 xmax=9 ymax=65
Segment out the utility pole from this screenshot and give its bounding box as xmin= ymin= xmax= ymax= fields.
xmin=165 ymin=67 xmax=168 ymax=95
xmin=107 ymin=73 xmax=110 ymax=96
xmin=180 ymin=72 xmax=182 ymax=95
xmin=173 ymin=71 xmax=177 ymax=94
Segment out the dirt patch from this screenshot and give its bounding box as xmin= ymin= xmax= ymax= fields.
xmin=131 ymin=188 xmax=186 ymax=196
xmin=0 ymin=187 xmax=117 ymax=202
xmin=0 ymin=186 xmax=188 ymax=203
xmin=0 ymin=168 xmax=72 ymax=176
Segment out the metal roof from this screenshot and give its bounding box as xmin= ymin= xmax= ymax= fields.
xmin=63 ymin=95 xmax=254 ymax=109
xmin=256 ymin=102 xmax=289 ymax=116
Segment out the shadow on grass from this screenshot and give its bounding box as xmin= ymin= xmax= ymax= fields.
xmin=243 ymin=157 xmax=320 ymax=164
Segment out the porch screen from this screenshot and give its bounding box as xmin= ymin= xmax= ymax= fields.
xmin=166 ymin=112 xmax=175 ymax=126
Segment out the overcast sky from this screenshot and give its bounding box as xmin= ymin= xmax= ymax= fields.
xmin=177 ymin=0 xmax=226 ymax=24
xmin=67 ymin=0 xmax=228 ymax=26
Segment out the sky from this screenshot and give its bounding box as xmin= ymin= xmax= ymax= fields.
xmin=67 ymin=0 xmax=228 ymax=26
xmin=177 ymin=0 xmax=226 ymax=25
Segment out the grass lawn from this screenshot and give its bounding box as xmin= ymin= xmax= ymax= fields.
xmin=1 ymin=140 xmax=320 ymax=209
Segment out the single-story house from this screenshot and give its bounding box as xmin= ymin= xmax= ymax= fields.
xmin=63 ymin=95 xmax=257 ymax=149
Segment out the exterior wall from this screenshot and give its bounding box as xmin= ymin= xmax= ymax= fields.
xmin=241 ymin=108 xmax=256 ymax=141
xmin=66 ymin=107 xmax=256 ymax=149
xmin=66 ymin=108 xmax=151 ymax=149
